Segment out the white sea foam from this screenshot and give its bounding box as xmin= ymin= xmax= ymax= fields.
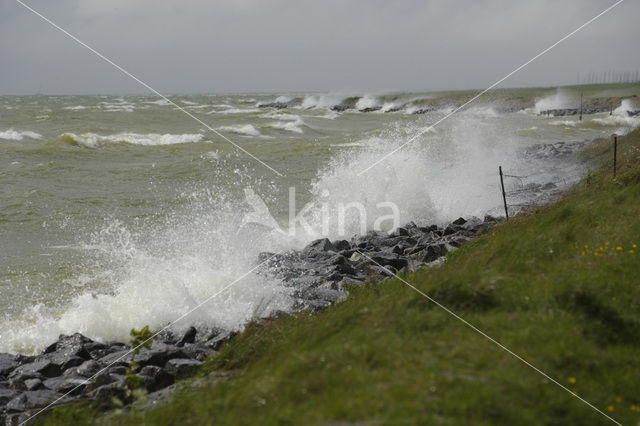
xmin=549 ymin=120 xmax=577 ymax=127
xmin=0 ymin=199 xmax=295 ymax=354
xmin=60 ymin=132 xmax=205 ymax=147
xmin=301 ymin=94 xmax=345 ymax=109
xmin=0 ymin=129 xmax=43 ymax=141
xmin=214 ymin=108 xmax=261 ymax=115
xmin=63 ymin=105 xmax=87 ymax=111
xmin=217 ymin=124 xmax=262 ymax=137
xmin=355 ymin=95 xmax=380 ymax=111
xmin=534 ymin=89 xmax=576 ymax=114
xmin=268 ymin=119 xmax=305 ymax=134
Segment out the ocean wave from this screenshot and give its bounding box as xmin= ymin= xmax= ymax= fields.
xmin=0 ymin=129 xmax=43 ymax=141
xmin=534 ymin=89 xmax=575 ymax=114
xmin=213 ymin=108 xmax=261 ymax=115
xmin=63 ymin=105 xmax=87 ymax=111
xmin=58 ymin=132 xmax=205 ymax=148
xmin=217 ymin=124 xmax=262 ymax=137
xmin=549 ymin=120 xmax=577 ymax=127
xmin=268 ymin=119 xmax=305 ymax=134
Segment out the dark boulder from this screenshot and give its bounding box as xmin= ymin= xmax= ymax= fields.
xmin=74 ymin=360 xmax=103 ymax=378
xmin=97 ymin=350 xmax=131 ymax=368
xmin=331 ymin=240 xmax=351 ymax=251
xmin=0 ymin=354 xmax=17 ymax=377
xmin=452 ymin=217 xmax=467 ymax=226
xmin=87 ymin=382 xmax=125 ymax=405
xmin=177 ymin=326 xmax=197 ymax=347
xmin=370 ymin=253 xmax=408 ymax=271
xmin=302 ymin=238 xmax=335 ymax=254
xmin=133 ymin=344 xmax=188 ymax=368
xmin=9 ymin=360 xmax=61 ymax=379
xmin=24 ymin=378 xmax=43 ymax=391
xmin=164 ymin=359 xmax=202 ymax=381
xmin=6 ymin=390 xmax=65 ymax=413
xmin=0 ymin=387 xmax=17 ymax=405
xmin=42 ymin=376 xmax=88 ymax=396
xmin=138 ymin=365 xmax=174 ymax=392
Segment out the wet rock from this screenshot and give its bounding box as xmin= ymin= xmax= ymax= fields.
xmin=138 ymin=366 xmax=174 ymax=392
xmin=0 ymin=354 xmax=17 ymax=377
xmin=6 ymin=390 xmax=65 ymax=413
xmin=181 ymin=343 xmax=214 ymax=362
xmin=42 ymin=376 xmax=88 ymax=396
xmin=390 ymin=227 xmax=409 ymax=237
xmin=370 ymin=253 xmax=408 ymax=271
xmin=205 ymin=330 xmax=236 ymax=351
xmin=75 ymin=360 xmax=103 ymax=377
xmin=164 ymin=359 xmax=202 ymax=381
xmin=331 ymin=240 xmax=351 ymax=251
xmin=23 ymin=378 xmax=43 ymax=391
xmin=83 ymin=370 xmax=118 ymax=393
xmin=9 ymin=360 xmax=60 ymax=379
xmin=133 ymin=343 xmax=187 ymax=368
xmin=8 ymin=372 xmax=43 ymax=391
xmin=452 ymin=217 xmax=467 ymax=226
xmin=177 ymin=326 xmax=197 ymax=347
xmin=303 ymin=238 xmax=335 ymax=254
xmin=108 ymin=365 xmax=127 ymax=376
xmin=87 ymin=382 xmax=125 ymax=404
xmin=0 ymin=387 xmax=17 ymax=405
xmin=98 ymin=350 xmax=131 ymax=367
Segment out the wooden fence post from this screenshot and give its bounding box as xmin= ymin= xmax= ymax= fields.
xmin=613 ymin=134 xmax=618 ymax=178
xmin=499 ymin=166 xmax=509 ymax=220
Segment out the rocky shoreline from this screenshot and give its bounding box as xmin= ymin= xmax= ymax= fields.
xmin=0 ymin=214 xmax=504 ymax=425
xmin=0 ymin=138 xmax=595 ymax=424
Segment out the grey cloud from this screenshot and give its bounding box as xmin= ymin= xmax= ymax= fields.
xmin=0 ymin=0 xmax=638 ymax=94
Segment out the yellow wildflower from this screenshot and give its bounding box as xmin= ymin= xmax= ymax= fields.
xmin=616 ymin=246 xmax=623 ymax=251
xmin=568 ymin=377 xmax=576 ymax=384
xmin=633 ymin=244 xmax=637 ymax=248
xmin=607 ymin=405 xmax=615 ymax=412
xmin=615 ymin=396 xmax=622 ymax=403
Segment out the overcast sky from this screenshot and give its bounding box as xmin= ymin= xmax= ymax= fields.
xmin=0 ymin=0 xmax=638 ymax=95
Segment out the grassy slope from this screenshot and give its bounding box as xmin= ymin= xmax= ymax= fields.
xmin=44 ymin=129 xmax=640 ymax=426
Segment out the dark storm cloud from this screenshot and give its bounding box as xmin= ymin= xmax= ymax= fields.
xmin=0 ymin=0 xmax=638 ymax=94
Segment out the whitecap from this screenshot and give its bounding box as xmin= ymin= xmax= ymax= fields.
xmin=0 ymin=129 xmax=43 ymax=141
xmin=217 ymin=124 xmax=262 ymax=137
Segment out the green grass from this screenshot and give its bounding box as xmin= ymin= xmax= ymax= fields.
xmin=41 ymin=130 xmax=640 ymax=425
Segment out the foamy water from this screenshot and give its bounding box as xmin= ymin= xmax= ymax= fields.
xmin=1 ymin=86 xmax=639 ymax=354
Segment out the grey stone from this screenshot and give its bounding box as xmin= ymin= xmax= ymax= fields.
xmin=83 ymin=370 xmax=117 ymax=393
xmin=370 ymin=253 xmax=408 ymax=271
xmin=133 ymin=344 xmax=188 ymax=368
xmin=164 ymin=359 xmax=202 ymax=381
xmin=42 ymin=376 xmax=88 ymax=396
xmin=180 ymin=343 xmax=213 ymax=362
xmin=331 ymin=240 xmax=351 ymax=251
xmin=138 ymin=365 xmax=174 ymax=392
xmin=87 ymin=382 xmax=125 ymax=404
xmin=6 ymin=390 xmax=65 ymax=413
xmin=0 ymin=388 xmax=17 ymax=405
xmin=75 ymin=360 xmax=103 ymax=377
xmin=23 ymin=378 xmax=43 ymax=391
xmin=177 ymin=326 xmax=197 ymax=347
xmin=0 ymin=354 xmax=17 ymax=377
xmin=9 ymin=360 xmax=60 ymax=379
xmin=98 ymin=350 xmax=131 ymax=367
xmin=302 ymin=238 xmax=335 ymax=254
